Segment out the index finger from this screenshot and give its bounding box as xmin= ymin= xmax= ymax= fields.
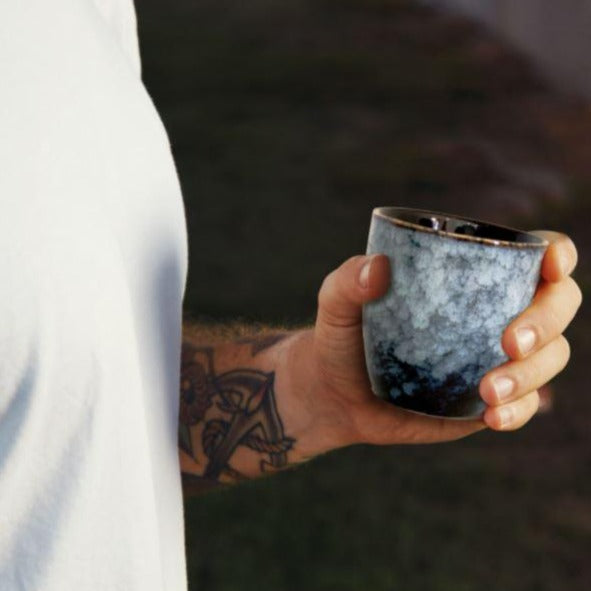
xmin=530 ymin=230 xmax=578 ymax=283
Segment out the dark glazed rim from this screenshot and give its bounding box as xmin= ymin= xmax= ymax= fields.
xmin=373 ymin=206 xmax=549 ymax=249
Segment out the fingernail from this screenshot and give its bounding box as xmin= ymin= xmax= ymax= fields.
xmin=359 ymin=258 xmax=372 ymax=289
xmin=492 ymin=376 xmax=515 ymax=402
xmin=516 ymin=327 xmax=536 ymax=355
xmin=498 ymin=406 xmax=514 ymax=429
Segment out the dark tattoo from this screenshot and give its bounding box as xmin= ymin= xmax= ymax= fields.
xmin=179 ymin=342 xmax=295 ymax=484
xmin=179 ymin=346 xmax=217 ymax=459
xmin=236 ymin=332 xmax=289 ymax=356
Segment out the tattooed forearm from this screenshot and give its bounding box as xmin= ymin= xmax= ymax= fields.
xmin=179 ymin=338 xmax=296 ymax=489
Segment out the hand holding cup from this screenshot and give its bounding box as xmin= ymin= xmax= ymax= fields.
xmin=287 ymin=214 xmax=580 ymax=460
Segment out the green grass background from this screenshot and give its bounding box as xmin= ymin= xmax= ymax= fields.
xmin=137 ymin=1 xmax=591 ymax=589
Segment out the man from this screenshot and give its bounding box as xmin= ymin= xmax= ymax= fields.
xmin=0 ymin=1 xmax=581 ymax=590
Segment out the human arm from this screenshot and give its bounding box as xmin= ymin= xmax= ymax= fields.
xmin=179 ymin=232 xmax=581 ymax=491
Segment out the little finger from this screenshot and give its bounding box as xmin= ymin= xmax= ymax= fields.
xmin=484 ymin=390 xmax=540 ymax=431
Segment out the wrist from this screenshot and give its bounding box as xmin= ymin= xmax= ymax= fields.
xmin=276 ymin=329 xmax=356 ymax=464
xmin=272 ymin=330 xmax=317 ymax=463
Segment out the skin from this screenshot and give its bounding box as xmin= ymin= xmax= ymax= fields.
xmin=180 ymin=231 xmax=582 ymax=486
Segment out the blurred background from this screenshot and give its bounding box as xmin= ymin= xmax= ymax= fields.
xmin=138 ymin=1 xmax=590 ymax=589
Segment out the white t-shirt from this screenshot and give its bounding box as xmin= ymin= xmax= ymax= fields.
xmin=0 ymin=1 xmax=189 ymax=589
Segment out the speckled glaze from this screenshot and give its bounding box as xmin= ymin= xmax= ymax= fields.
xmin=362 ymin=207 xmax=548 ymax=419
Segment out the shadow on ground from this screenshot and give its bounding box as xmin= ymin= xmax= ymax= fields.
xmin=138 ymin=1 xmax=590 ymax=589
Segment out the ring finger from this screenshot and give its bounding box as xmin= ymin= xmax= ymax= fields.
xmin=480 ymin=335 xmax=570 ymax=407
xmin=503 ymin=278 xmax=581 ymax=360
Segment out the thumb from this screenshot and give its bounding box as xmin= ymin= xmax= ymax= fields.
xmin=316 ymin=254 xmax=390 ymax=329
xmin=314 ymin=255 xmax=390 ymax=389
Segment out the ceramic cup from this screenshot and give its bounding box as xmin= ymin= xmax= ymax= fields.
xmin=362 ymin=207 xmax=548 ymax=419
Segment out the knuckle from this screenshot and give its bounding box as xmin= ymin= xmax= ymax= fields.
xmin=529 ymin=390 xmax=541 ymax=415
xmin=565 ymin=236 xmax=579 ymax=269
xmin=316 ymin=264 xmax=362 ymax=329
xmin=557 ymin=335 xmax=571 ymax=368
xmin=547 ymin=299 xmax=564 ymax=333
xmin=568 ymin=277 xmax=584 ymax=310
xmin=318 ymin=268 xmax=340 ymax=303
xmin=318 ymin=256 xmax=365 ymax=309
xmin=319 ymin=308 xmax=352 ymax=329
xmin=535 ymin=307 xmax=559 ymax=344
xmin=514 ymin=393 xmax=539 ymax=428
xmin=509 ymin=372 xmax=524 ymax=397
xmin=317 ymin=273 xmax=333 ymax=309
xmin=523 ymin=354 xmax=544 ymax=388
xmin=523 ymin=337 xmax=569 ymax=388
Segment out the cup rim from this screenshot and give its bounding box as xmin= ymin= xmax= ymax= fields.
xmin=373 ymin=206 xmax=549 ymax=249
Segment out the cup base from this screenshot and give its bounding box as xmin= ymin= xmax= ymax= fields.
xmin=388 ymin=396 xmax=485 ymax=421
xmin=370 ymin=380 xmax=486 ymax=420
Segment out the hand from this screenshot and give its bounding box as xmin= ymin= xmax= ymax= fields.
xmin=293 ymin=231 xmax=581 ymax=453
xmin=478 ymin=231 xmax=581 ymax=430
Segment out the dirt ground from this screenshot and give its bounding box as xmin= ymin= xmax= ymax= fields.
xmin=138 ymin=1 xmax=590 ymax=589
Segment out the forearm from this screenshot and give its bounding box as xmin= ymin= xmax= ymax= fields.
xmin=179 ymin=324 xmax=318 ymax=492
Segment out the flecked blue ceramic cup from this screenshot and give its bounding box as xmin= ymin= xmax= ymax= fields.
xmin=362 ymin=207 xmax=549 ymax=419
